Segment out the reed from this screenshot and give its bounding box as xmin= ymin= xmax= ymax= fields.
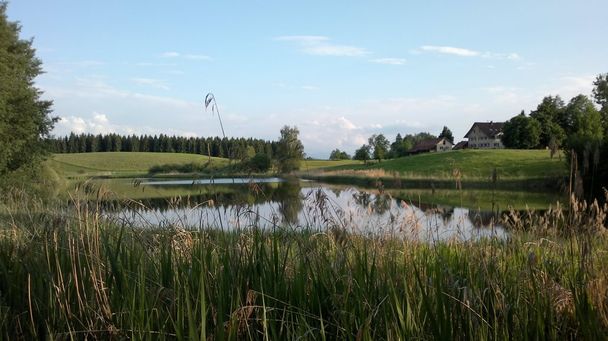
xmin=0 ymin=189 xmax=607 ymax=339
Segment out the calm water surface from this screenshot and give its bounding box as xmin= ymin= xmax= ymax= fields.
xmin=106 ymin=178 xmax=508 ymax=241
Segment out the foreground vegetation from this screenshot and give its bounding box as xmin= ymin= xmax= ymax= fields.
xmin=1 ymin=190 xmax=607 ymax=339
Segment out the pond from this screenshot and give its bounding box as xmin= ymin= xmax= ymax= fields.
xmin=93 ymin=177 xmax=562 ymax=241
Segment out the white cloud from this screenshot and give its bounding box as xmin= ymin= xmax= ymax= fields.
xmin=44 ymin=78 xmax=208 ymax=134
xmin=337 ymin=116 xmax=357 ymax=130
xmin=299 ymin=115 xmax=367 ymax=155
xmin=57 ymin=116 xmax=87 ymax=134
xmin=54 ymin=111 xmax=195 ymax=137
xmin=275 ymin=35 xmax=369 ymax=57
xmin=507 ymin=53 xmax=521 ymax=60
xmin=481 ymin=52 xmax=521 ymax=60
xmin=131 ymin=77 xmax=170 ymax=90
xmin=482 ymin=86 xmax=524 ymax=104
xmin=556 ymin=75 xmax=596 ymax=96
xmin=56 ymin=112 xmax=115 ymax=135
xmin=370 ymin=58 xmax=407 ymax=65
xmin=162 ymin=51 xmax=181 ymax=58
xmin=420 ymin=45 xmax=480 ymax=57
xmin=417 ymin=45 xmax=522 ymax=60
xmin=162 ymin=52 xmax=212 ymax=61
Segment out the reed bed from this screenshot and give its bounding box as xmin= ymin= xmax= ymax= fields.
xmin=0 ymin=190 xmax=607 ymax=340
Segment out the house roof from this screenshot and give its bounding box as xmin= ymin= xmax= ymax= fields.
xmin=464 ymin=122 xmax=505 ymax=138
xmin=409 ymin=137 xmax=452 ymax=153
xmin=453 ymin=141 xmax=468 ymax=150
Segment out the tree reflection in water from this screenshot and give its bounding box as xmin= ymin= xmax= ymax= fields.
xmin=276 ymin=180 xmax=303 ymax=225
xmin=104 ymin=181 xmax=511 ymax=241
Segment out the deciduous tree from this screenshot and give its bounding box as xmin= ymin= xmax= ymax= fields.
xmin=501 ymin=111 xmax=541 ymax=149
xmin=353 ymin=144 xmax=371 ymax=164
xmin=368 ymin=134 xmax=390 ymax=162
xmin=0 ymin=2 xmax=55 ymax=177
xmin=276 ymin=125 xmax=304 ymax=173
xmin=329 ymin=149 xmax=350 ymax=160
xmin=530 ymin=96 xmax=566 ymax=147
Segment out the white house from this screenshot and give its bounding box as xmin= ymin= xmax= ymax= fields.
xmin=464 ymin=122 xmax=505 ymax=149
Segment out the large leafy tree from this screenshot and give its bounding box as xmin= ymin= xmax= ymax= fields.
xmin=529 ymin=96 xmax=566 ymax=148
xmin=0 ymin=2 xmax=55 ymax=176
xmin=368 ymin=134 xmax=390 ymax=162
xmin=329 ymin=149 xmax=350 ymax=160
xmin=276 ymin=125 xmax=304 ymax=173
xmin=592 ymin=73 xmax=608 ymax=134
xmin=591 ymin=74 xmax=608 ymax=200
xmin=501 ymin=111 xmax=541 ymax=149
xmin=560 ymin=93 xmax=604 ymax=200
xmin=561 ymin=95 xmax=603 ymax=143
xmin=353 ymin=144 xmax=371 ymax=164
xmin=402 ymin=132 xmax=436 ymax=153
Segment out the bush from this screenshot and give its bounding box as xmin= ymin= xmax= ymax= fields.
xmin=248 ymin=153 xmax=271 ymax=172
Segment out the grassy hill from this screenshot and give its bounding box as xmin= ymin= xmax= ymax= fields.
xmin=47 ymin=152 xmax=363 ymax=179
xmin=314 ymin=149 xmax=567 ymax=180
xmin=47 ymin=152 xmax=230 ymax=178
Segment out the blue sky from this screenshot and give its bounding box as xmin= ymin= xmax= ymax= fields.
xmin=7 ymin=0 xmax=608 ymax=157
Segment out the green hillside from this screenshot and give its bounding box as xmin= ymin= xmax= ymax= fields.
xmin=47 ymin=152 xmax=362 ymax=179
xmin=47 ymin=152 xmax=230 ymax=178
xmin=318 ymin=149 xmax=567 ymax=180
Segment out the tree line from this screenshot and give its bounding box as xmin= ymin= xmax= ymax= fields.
xmin=501 ymin=74 xmax=608 ymax=199
xmin=335 ymin=126 xmax=453 ymax=163
xmin=46 ymin=133 xmax=279 ymax=160
xmin=501 ymin=76 xmax=607 ymax=152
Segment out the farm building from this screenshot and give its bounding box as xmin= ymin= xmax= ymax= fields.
xmin=453 ymin=141 xmax=468 ymax=150
xmin=409 ymin=137 xmax=453 ymax=154
xmin=464 ymin=122 xmax=505 ymax=149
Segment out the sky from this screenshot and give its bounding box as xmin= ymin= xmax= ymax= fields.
xmin=7 ymin=1 xmax=608 ymax=158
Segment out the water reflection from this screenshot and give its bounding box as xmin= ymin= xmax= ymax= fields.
xmin=276 ymin=180 xmax=303 ymax=225
xmin=106 ymin=180 xmax=508 ymax=241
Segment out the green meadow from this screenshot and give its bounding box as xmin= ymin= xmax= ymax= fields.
xmin=318 ymin=149 xmax=567 ymax=180
xmin=46 ymin=152 xmax=230 ymax=178
xmin=47 ymin=152 xmax=361 ymax=179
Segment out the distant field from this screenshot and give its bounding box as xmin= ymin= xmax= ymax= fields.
xmin=47 ymin=152 xmax=229 ymax=178
xmin=45 ymin=150 xmax=563 ymax=182
xmin=300 ymin=159 xmax=363 ymax=171
xmin=46 ymin=152 xmax=360 ymax=179
xmin=317 ymin=149 xmax=567 ymax=180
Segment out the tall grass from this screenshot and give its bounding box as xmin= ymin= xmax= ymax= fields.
xmin=0 ymin=189 xmax=607 ymax=339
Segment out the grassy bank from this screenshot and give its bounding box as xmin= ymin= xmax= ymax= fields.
xmin=308 ymin=149 xmax=567 ymax=182
xmin=0 ymin=192 xmax=607 ymax=339
xmin=47 ymin=152 xmax=361 ymax=179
